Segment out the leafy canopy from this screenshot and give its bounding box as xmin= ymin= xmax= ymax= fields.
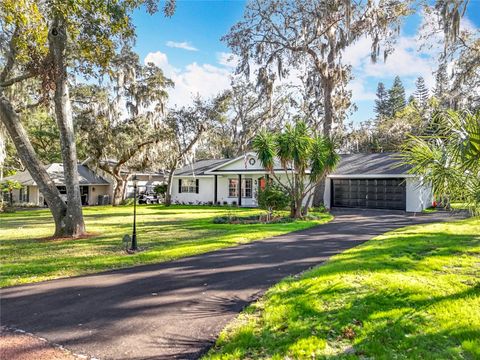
xmin=401 ymin=109 xmax=480 ymax=214
xmin=253 ymin=121 xmax=339 ymax=217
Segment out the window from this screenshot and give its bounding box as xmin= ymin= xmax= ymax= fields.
xmin=19 ymin=186 xmax=29 ymax=202
xmin=229 ymin=178 xmax=252 ymax=198
xmin=181 ymin=179 xmax=197 ymax=193
xmin=228 ymin=179 xmax=238 ymax=197
xmin=242 ymin=178 xmax=252 ymax=198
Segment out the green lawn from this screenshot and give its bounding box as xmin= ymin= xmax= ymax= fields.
xmin=0 ymin=205 xmax=332 ymax=288
xmin=205 ymin=217 xmax=480 ymax=360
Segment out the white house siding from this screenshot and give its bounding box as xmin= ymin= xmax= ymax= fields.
xmin=171 ymin=173 xmax=314 ymax=208
xmin=29 ymin=186 xmax=40 ymax=205
xmin=323 ymin=178 xmax=332 ymax=209
xmin=171 ymin=177 xmax=215 ymax=204
xmin=88 ymin=184 xmax=111 ymax=205
xmin=406 ymin=177 xmax=433 ymax=212
xmin=215 ymin=175 xmax=260 ymax=207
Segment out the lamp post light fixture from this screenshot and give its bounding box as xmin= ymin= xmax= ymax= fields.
xmin=131 ymin=174 xmax=138 ymax=251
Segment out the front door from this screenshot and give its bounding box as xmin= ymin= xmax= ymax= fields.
xmin=80 ymin=186 xmax=89 ymax=205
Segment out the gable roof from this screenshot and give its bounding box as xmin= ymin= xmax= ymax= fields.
xmin=174 ymin=159 xmax=230 ymax=176
xmin=172 ymin=152 xmax=411 ymax=177
xmin=332 ymin=153 xmax=410 ymax=175
xmin=5 ymin=164 xmax=110 ymax=186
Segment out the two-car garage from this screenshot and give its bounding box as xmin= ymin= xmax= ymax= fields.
xmin=323 ymin=153 xmax=433 ymax=213
xmin=331 ymin=178 xmax=406 ymax=211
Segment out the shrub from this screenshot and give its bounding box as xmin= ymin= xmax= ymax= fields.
xmin=154 ymin=184 xmax=167 ymax=196
xmin=212 ymin=214 xmax=296 ymax=225
xmin=257 ymin=182 xmax=291 ymax=221
xmin=311 ymin=204 xmax=327 ymax=213
xmin=121 ymin=198 xmax=135 ymax=206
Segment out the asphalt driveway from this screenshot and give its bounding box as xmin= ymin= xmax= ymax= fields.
xmin=0 ymin=210 xmax=462 ymax=359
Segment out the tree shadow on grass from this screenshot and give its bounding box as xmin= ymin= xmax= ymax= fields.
xmin=0 ymin=211 xmax=473 ymax=358
xmin=207 ymin=224 xmax=480 ymax=359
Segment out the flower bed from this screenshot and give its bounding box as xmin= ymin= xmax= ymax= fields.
xmin=212 ymin=212 xmax=327 ymax=224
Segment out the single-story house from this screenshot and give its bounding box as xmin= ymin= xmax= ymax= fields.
xmin=171 ymin=152 xmax=433 ymax=212
xmin=4 ymin=163 xmax=111 ymax=206
xmin=3 ymin=163 xmax=166 ymax=206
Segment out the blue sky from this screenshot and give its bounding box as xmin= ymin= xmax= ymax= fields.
xmin=132 ymin=1 xmax=480 ymax=124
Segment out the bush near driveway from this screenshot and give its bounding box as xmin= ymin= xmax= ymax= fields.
xmin=0 ymin=205 xmax=332 ymax=287
xmin=205 ymin=217 xmax=480 ymax=360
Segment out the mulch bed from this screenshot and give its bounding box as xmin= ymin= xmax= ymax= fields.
xmin=0 ymin=328 xmax=80 ymax=360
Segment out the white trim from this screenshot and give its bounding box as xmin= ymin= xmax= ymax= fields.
xmin=327 ymin=174 xmax=415 ymax=179
xmin=204 ymin=152 xmax=256 ymax=174
xmin=207 ymin=171 xmax=268 ymax=175
xmin=25 ymin=182 xmax=110 ymax=186
xmin=172 ymin=174 xmax=214 ymax=178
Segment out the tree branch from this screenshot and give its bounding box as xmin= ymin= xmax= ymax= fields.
xmin=0 ymin=72 xmax=35 ymax=87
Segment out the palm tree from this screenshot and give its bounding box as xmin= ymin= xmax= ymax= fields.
xmin=253 ymin=121 xmax=339 ymax=218
xmin=401 ymin=110 xmax=480 ymax=214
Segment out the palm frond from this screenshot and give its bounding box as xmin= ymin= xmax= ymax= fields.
xmin=252 ymin=130 xmax=275 ymax=171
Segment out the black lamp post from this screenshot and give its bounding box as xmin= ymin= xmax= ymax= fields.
xmin=130 ymin=174 xmax=138 ymax=251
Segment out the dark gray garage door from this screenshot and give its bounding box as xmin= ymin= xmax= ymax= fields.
xmin=332 ymin=178 xmax=406 ymax=210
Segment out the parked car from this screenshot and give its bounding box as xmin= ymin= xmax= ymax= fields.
xmin=138 ymin=192 xmax=161 ymax=204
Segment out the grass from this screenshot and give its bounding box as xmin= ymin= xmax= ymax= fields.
xmin=0 ymin=205 xmax=332 ymax=288
xmin=204 ymin=217 xmax=480 ymax=360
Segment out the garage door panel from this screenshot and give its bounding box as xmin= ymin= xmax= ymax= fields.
xmin=332 ymin=178 xmax=406 ymax=210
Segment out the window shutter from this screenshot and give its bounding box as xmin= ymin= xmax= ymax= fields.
xmin=178 ymin=179 xmax=182 ymax=193
xmin=196 ymin=179 xmax=199 ymax=194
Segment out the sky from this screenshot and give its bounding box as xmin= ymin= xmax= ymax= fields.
xmin=131 ymin=0 xmax=480 ymax=124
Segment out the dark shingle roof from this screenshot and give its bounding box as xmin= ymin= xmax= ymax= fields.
xmin=332 ymin=153 xmax=410 ymax=175
xmin=5 ymin=164 xmax=110 ymax=186
xmin=172 ymin=153 xmax=410 ymax=177
xmin=174 ymin=159 xmax=230 ymax=176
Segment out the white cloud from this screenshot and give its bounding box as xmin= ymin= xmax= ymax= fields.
xmin=343 ymin=36 xmax=372 ymax=68
xmin=347 ymin=79 xmax=376 ymax=101
xmin=217 ymin=52 xmax=240 ymax=68
xmin=343 ymin=34 xmax=438 ymax=111
xmin=144 ymin=51 xmax=179 ymax=78
xmin=363 ymin=38 xmax=435 ymax=79
xmin=144 ymin=51 xmax=232 ymax=107
xmin=166 ymin=41 xmax=198 ymax=51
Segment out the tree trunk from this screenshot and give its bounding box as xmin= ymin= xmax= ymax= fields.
xmin=302 ymin=192 xmax=314 ymax=216
xmin=165 ymin=164 xmax=176 ymax=206
xmin=49 ymin=17 xmax=85 ymax=237
xmin=312 ymin=177 xmax=326 ymax=207
xmin=290 ymin=196 xmax=303 ymax=219
xmin=323 ymin=80 xmax=334 ymax=137
xmin=112 ymin=173 xmax=127 ymax=206
xmin=0 ymin=95 xmax=68 ymax=236
xmin=293 ymin=198 xmax=303 ymax=218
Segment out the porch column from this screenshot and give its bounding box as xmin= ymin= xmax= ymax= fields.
xmin=214 ymin=175 xmax=218 ymax=204
xmin=238 ymin=174 xmax=242 ymax=206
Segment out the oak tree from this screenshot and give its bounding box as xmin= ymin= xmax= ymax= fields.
xmin=224 ymin=0 xmax=411 ymax=137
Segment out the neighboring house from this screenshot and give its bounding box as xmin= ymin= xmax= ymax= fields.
xmin=83 ymin=159 xmax=167 ymax=200
xmin=4 ymin=163 xmax=111 ymax=206
xmin=171 ymin=152 xmax=433 ymax=212
xmin=3 ymin=163 xmax=166 ymax=206
xmin=124 ymin=171 xmax=167 ymax=198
